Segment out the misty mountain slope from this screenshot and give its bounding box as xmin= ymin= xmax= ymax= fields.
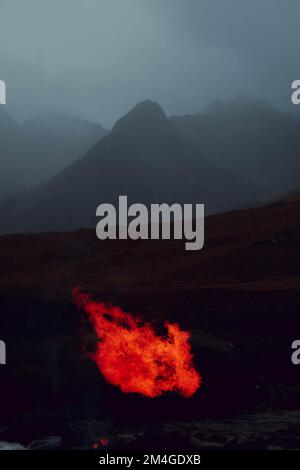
xmin=0 ymin=101 xmax=261 ymax=234
xmin=0 ymin=109 xmax=31 ymax=200
xmin=23 ymin=112 xmax=107 ymax=184
xmin=0 ymin=109 xmax=107 ymax=202
xmin=171 ymin=98 xmax=300 ymax=198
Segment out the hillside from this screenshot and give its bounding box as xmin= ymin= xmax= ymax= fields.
xmin=172 ymin=98 xmax=300 ymax=198
xmin=0 ymin=109 xmax=107 ymax=201
xmin=23 ymin=112 xmax=107 ymax=184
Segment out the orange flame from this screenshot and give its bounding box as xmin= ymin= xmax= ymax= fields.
xmin=92 ymin=438 xmax=109 ymax=449
xmin=73 ymin=289 xmax=201 ymax=398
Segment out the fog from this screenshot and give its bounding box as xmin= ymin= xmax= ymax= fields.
xmin=0 ymin=0 xmax=299 ymax=126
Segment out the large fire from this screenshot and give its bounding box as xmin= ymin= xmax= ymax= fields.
xmin=73 ymin=289 xmax=201 ymax=398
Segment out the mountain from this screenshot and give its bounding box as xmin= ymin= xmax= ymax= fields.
xmin=23 ymin=112 xmax=107 ymax=184
xmin=0 ymin=108 xmax=31 ymax=200
xmin=171 ymin=97 xmax=300 ymax=198
xmin=0 ymin=101 xmax=261 ymax=234
xmin=0 ymin=109 xmax=107 ymax=202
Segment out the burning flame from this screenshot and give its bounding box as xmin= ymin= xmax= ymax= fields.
xmin=92 ymin=438 xmax=109 ymax=449
xmin=73 ymin=289 xmax=201 ymax=398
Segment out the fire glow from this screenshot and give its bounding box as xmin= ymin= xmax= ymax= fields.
xmin=73 ymin=289 xmax=201 ymax=398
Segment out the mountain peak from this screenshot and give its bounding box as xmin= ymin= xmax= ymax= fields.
xmin=131 ymin=100 xmax=166 ymax=116
xmin=112 ymin=100 xmax=168 ymax=135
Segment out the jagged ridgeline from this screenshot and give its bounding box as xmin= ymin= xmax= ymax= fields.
xmin=0 ymin=101 xmax=262 ymax=234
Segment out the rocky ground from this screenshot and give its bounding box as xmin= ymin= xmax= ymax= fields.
xmin=2 ymin=407 xmax=300 ymax=450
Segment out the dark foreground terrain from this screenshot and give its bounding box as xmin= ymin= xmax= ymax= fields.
xmin=0 ymin=195 xmax=300 ymax=449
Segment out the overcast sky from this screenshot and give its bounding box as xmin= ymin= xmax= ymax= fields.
xmin=0 ymin=0 xmax=299 ymax=127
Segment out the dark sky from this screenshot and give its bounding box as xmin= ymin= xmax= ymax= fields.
xmin=0 ymin=0 xmax=298 ymax=127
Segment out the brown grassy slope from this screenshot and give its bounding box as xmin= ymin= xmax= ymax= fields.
xmin=0 ymin=195 xmax=299 ymax=303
